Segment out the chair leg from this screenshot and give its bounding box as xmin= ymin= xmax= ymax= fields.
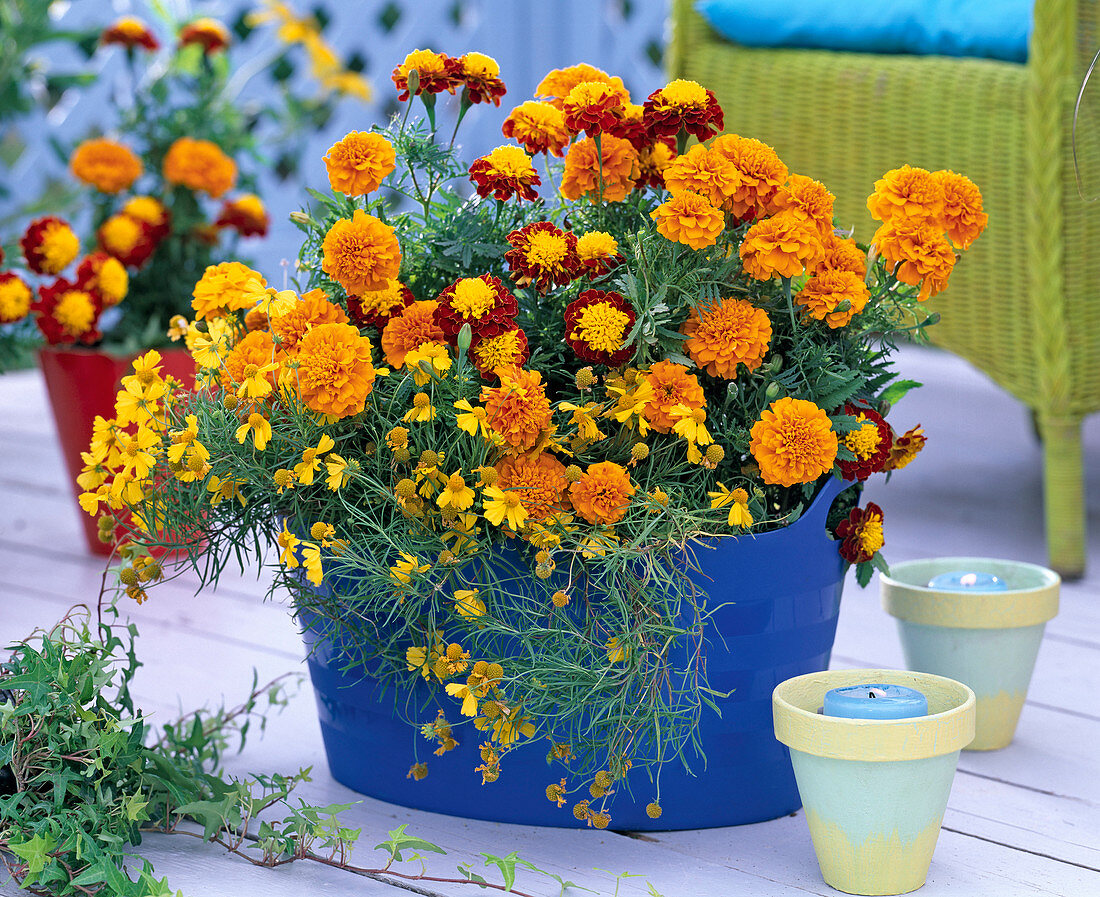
xmin=1037 ymin=412 xmax=1086 ymax=579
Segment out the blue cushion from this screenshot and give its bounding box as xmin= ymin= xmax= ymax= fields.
xmin=695 ymin=0 xmax=1033 ymax=64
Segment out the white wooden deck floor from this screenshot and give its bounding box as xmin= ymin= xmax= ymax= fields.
xmin=1 ymin=344 xmax=1098 ymax=897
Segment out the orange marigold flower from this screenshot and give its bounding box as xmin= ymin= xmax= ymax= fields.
xmin=179 ymin=17 xmax=230 ymax=54
xmin=643 ymin=360 xmax=704 ymax=434
xmin=32 ymin=279 xmax=103 ymax=345
xmin=468 ymin=145 xmax=541 ymax=202
xmin=0 ymin=272 xmax=33 ymax=324
xmin=749 ymin=397 xmax=838 ymax=488
xmin=391 ymin=48 xmax=462 ymax=101
xmin=97 ymin=214 xmax=157 ymax=268
xmin=642 ymin=79 xmax=724 ymax=142
xmin=321 ymin=209 xmax=401 ymax=295
xmin=564 ymin=289 xmax=636 ymax=367
xmin=814 ymin=231 xmax=867 ymax=278
xmin=458 ymin=52 xmax=507 ymax=105
xmin=270 ymin=291 xmax=349 ymax=353
xmin=681 ymin=297 xmax=771 ymax=379
xmin=221 ymin=330 xmax=278 ymax=394
xmin=873 ymin=219 xmax=956 ymax=300
xmin=575 ymin=231 xmax=623 ymax=278
xmin=561 ymin=81 xmax=623 ymax=137
xmin=504 ymin=222 xmax=580 ymax=293
xmin=710 ymin=134 xmax=789 ymax=219
xmin=569 ymin=461 xmax=635 ymax=525
xmin=867 ymin=164 xmax=945 ymax=227
xmin=651 ymin=191 xmax=724 ymax=250
xmin=495 ymin=452 xmax=570 ymax=521
xmin=70 ymin=138 xmax=142 ymax=194
xmin=76 ymin=252 xmax=129 ymax=307
xmin=636 ymin=141 xmax=676 ymax=190
xmin=323 ymin=131 xmax=396 ymax=196
xmin=934 ymin=170 xmax=988 ymax=250
xmin=192 ymin=261 xmax=265 ymax=320
xmin=163 ymin=137 xmax=237 ymax=198
xmin=837 ymin=404 xmax=892 ymax=481
xmin=535 ymin=64 xmax=627 ymax=109
xmin=101 ymin=16 xmax=159 ymax=51
xmin=884 ymin=424 xmax=926 ymax=471
xmin=836 ymin=503 xmax=885 ymax=563
xmin=560 ymin=134 xmax=639 ymax=203
xmin=216 ymin=194 xmax=269 ymax=237
xmin=502 ymin=101 xmax=571 ymax=157
xmin=739 ymin=212 xmax=824 ymax=281
xmin=772 ymin=174 xmax=835 ymax=236
xmin=435 ymin=274 xmax=518 ymax=341
xmin=21 ymin=216 xmax=79 ymax=275
xmin=471 ymin=323 xmax=530 ymax=378
xmin=122 ymin=196 xmax=171 ymax=239
xmin=347 ymin=279 xmax=414 ymax=329
xmin=295 ymin=323 xmax=377 ymax=419
xmin=795 ymin=269 xmax=870 ymax=329
xmin=381 ymin=299 xmax=445 ymax=368
xmin=663 ymin=145 xmax=742 ymax=208
xmin=481 ymin=366 xmax=552 ymax=452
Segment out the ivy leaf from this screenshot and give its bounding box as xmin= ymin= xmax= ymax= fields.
xmin=374 ymin=824 xmax=446 ymax=863
xmin=10 ymin=832 xmax=56 ymax=880
xmin=482 ymin=851 xmax=520 ymax=890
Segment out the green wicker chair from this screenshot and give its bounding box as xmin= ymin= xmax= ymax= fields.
xmin=669 ymin=0 xmax=1100 ymax=577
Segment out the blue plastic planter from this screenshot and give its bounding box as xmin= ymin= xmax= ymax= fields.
xmin=301 ymin=477 xmax=850 ymax=830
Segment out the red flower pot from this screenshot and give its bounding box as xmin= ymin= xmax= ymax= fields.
xmin=37 ymin=345 xmax=196 ymax=555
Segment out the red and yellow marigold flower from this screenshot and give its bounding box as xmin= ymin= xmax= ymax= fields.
xmin=814 ymin=231 xmax=867 ymax=278
xmin=535 ymin=64 xmax=627 ymax=109
xmin=884 ymin=424 xmax=926 ymax=471
xmin=772 ymin=174 xmax=835 ymax=236
xmin=0 ymin=272 xmax=33 ymax=324
xmin=710 ymin=134 xmax=789 ymax=219
xmin=192 ymin=261 xmax=265 ymax=320
xmin=294 ymin=322 xmax=377 ymax=419
xmin=502 ymin=101 xmax=571 ymax=157
xmin=838 ymin=404 xmax=892 ymax=481
xmin=739 ymin=212 xmax=824 ymax=280
xmin=471 ymin=323 xmax=529 ymax=378
xmin=346 ymin=279 xmax=414 ymax=329
xmin=76 ymin=252 xmax=129 ymax=307
xmin=606 ymin=102 xmax=648 ymax=150
xmin=569 ymin=461 xmax=635 ymax=525
xmin=434 ymin=274 xmax=518 ymax=341
xmin=321 ymin=209 xmax=401 ymax=295
xmin=32 ymin=279 xmax=103 ymax=345
xmin=220 ymin=330 xmax=279 ymax=394
xmin=495 ymin=453 xmax=570 ymax=521
xmin=561 ymin=81 xmax=623 ymax=137
xmin=795 ymin=269 xmax=870 ymax=329
xmin=21 ymin=217 xmax=79 ymax=275
xmin=70 ymin=138 xmax=143 ymax=194
xmin=560 ymin=134 xmax=639 ymax=202
xmin=642 ymin=361 xmax=704 ymax=434
xmin=122 ymin=196 xmax=171 ymax=240
xmin=836 ymin=503 xmax=885 ymax=563
xmin=504 ymin=222 xmax=580 ymax=293
xmin=565 ymin=289 xmax=636 ymax=367
xmin=215 ymin=194 xmax=269 ymax=237
xmin=458 ymin=52 xmax=507 ymax=105
xmin=749 ymin=397 xmax=838 ymax=488
xmin=323 ymin=131 xmax=396 ymax=196
xmin=636 ymin=142 xmax=675 ymax=190
xmin=867 ymin=165 xmax=945 ymax=227
xmin=97 ymin=214 xmax=158 ymax=269
xmin=163 ymin=137 xmax=237 ymax=197
xmin=873 ymin=219 xmax=956 ymax=300
xmin=934 ymin=170 xmax=988 ymax=250
xmin=381 ymin=299 xmax=445 ymax=368
xmin=391 ymin=49 xmax=461 ymax=101
xmin=101 ymin=16 xmax=159 ymax=50
xmin=642 ymin=79 xmax=723 ymax=142
xmin=575 ymin=231 xmax=622 ymax=278
xmin=270 ymin=290 xmax=349 ymax=353
xmin=468 ymin=145 xmax=541 ymax=202
xmin=651 ymin=191 xmax=724 ymax=250
xmin=663 ymin=145 xmax=741 ymax=208
xmin=681 ymin=297 xmax=771 ymax=379
xmin=481 ymin=366 xmax=553 ymax=452
xmin=179 ymin=17 xmax=230 ymax=53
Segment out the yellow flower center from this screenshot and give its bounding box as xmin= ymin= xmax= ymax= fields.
xmin=576 ymin=231 xmax=618 ymax=261
xmin=123 ymin=196 xmax=165 ymax=225
xmin=566 ymin=81 xmax=618 ymax=105
xmin=572 ymin=302 xmax=629 ymax=353
xmin=450 ymin=278 xmax=497 ymax=318
xmin=401 ymin=49 xmax=447 ymax=77
xmin=413 ymin=393 xmax=431 ymax=409
xmin=463 ymin=52 xmax=499 ymax=78
xmin=524 ymin=231 xmax=569 ymax=268
xmin=54 ymin=291 xmax=96 ymax=335
xmin=858 ymin=517 xmax=885 ymax=554
xmin=486 ymin=145 xmax=534 ymax=178
xmin=97 ymin=258 xmax=128 ymax=301
xmin=447 ymin=473 xmax=466 ymax=490
xmin=843 ymin=420 xmax=881 ymax=460
xmin=659 ymin=79 xmax=708 ymax=108
xmin=359 ymin=280 xmax=406 ymax=314
xmin=102 ymin=216 xmax=142 ymax=253
xmin=0 ymin=279 xmax=32 ymax=319
xmin=474 ymin=330 xmax=522 ymax=371
xmin=232 ymin=194 xmax=265 ymax=219
xmin=40 ymin=222 xmax=80 ymax=270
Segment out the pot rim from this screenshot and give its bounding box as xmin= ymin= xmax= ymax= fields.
xmin=773 ymin=668 xmax=975 ymax=761
xmin=880 ymin=557 xmax=1059 ymax=629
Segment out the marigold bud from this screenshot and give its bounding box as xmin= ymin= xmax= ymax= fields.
xmin=97 ymin=515 xmax=115 ymax=533
xmin=564 ymin=464 xmax=583 ymax=483
xmin=705 ymin=444 xmax=725 ymax=464
xmin=764 ymin=382 xmax=781 ymax=400
xmin=645 ymin=801 xmax=663 ymax=819
xmin=98 ymin=528 xmax=115 ymax=544
xmin=575 ymin=367 xmax=596 ymax=390
xmin=289 ymin=210 xmax=316 ymax=226
xmin=457 ymin=322 xmax=473 ymax=352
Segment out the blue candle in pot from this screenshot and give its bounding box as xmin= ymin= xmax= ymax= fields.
xmin=823 ymin=684 xmax=929 ymax=720
xmin=927 ymin=570 xmax=1009 ymax=591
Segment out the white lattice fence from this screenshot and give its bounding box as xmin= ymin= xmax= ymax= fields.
xmin=3 ymin=0 xmax=669 ymax=272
